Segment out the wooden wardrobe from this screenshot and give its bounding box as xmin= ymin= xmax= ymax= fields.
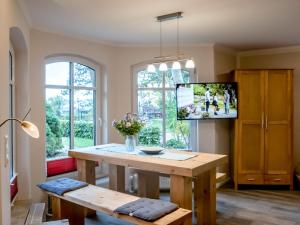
xmin=233 ymin=69 xmax=293 ymax=189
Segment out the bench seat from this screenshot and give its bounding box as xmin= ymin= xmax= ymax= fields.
xmin=47 ymin=184 xmax=191 ymax=225
xmin=25 ymin=203 xmax=69 ymax=225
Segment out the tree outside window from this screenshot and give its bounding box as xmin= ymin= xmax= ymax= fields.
xmin=45 ymin=61 xmax=96 ymax=159
xmin=136 ymin=67 xmax=192 ymax=149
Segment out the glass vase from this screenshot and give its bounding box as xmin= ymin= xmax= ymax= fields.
xmin=125 ymin=135 xmax=136 ymax=152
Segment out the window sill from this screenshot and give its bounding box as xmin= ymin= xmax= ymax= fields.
xmin=10 ymin=174 xmax=18 ymax=203
xmin=47 ymin=157 xmax=77 ymax=177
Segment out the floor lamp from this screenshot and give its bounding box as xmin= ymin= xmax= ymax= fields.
xmin=0 ymin=108 xmax=39 ymax=138
xmin=0 ymin=108 xmax=39 ymax=167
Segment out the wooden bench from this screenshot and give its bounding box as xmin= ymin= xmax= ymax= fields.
xmin=47 ymin=184 xmax=192 ymax=225
xmin=25 ymin=203 xmax=45 ymax=225
xmin=25 ymin=203 xmax=69 ymax=225
xmin=216 ymin=172 xmax=227 ymax=183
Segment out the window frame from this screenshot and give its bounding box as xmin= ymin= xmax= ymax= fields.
xmin=9 ymin=43 xmax=16 ymax=180
xmin=132 ymin=64 xmax=197 ymax=150
xmin=44 ymin=56 xmax=101 ymax=161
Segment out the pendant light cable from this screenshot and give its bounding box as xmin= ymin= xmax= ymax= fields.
xmin=177 ymin=17 xmax=179 ymax=58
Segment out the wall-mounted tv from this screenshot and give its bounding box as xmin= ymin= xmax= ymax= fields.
xmin=176 ymin=82 xmax=238 ymax=120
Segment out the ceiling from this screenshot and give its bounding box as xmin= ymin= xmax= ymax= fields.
xmin=18 ymin=0 xmax=300 ymax=50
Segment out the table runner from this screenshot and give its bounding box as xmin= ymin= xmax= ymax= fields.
xmin=94 ymin=144 xmax=197 ymax=161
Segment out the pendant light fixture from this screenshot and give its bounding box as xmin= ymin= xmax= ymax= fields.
xmin=159 ymin=63 xmax=168 ymax=71
xmin=146 ymin=12 xmax=195 ymax=73
xmin=172 ymin=15 xmax=181 ymax=70
xmin=147 ymin=64 xmax=156 ymax=73
xmin=185 ymin=59 xmax=195 ymax=68
xmin=158 ymin=19 xmax=167 ymax=72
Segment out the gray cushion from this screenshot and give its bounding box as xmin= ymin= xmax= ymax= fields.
xmin=114 ymin=198 xmax=178 ymax=221
xmin=37 ymin=178 xmax=88 ymax=196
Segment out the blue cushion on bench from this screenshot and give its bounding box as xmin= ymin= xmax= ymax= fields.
xmin=114 ymin=198 xmax=178 ymax=221
xmin=37 ymin=178 xmax=88 ymax=196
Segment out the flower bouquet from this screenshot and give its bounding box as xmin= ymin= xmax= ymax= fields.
xmin=113 ymin=113 xmax=144 ymax=151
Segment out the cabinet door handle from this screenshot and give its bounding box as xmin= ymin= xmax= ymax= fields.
xmin=247 ymin=178 xmax=255 ymax=181
xmin=273 ymin=178 xmax=282 ymax=182
xmin=265 ymin=115 xmax=268 ymax=129
xmin=261 ymin=114 xmax=264 ymax=129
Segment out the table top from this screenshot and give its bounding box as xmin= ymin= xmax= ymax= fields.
xmin=69 ymin=144 xmax=227 ymax=177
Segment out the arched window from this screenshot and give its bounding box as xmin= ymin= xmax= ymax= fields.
xmin=45 ymin=57 xmax=99 ymax=165
xmin=133 ymin=64 xmax=196 ymax=149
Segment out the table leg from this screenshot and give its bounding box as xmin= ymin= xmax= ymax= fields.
xmin=76 ymin=159 xmax=96 ymax=217
xmin=170 ymin=175 xmax=192 ymax=225
xmin=77 ymin=159 xmax=96 ymax=185
xmin=137 ymin=170 xmax=160 ymax=199
xmin=109 ymin=164 xmax=125 ymax=192
xmin=194 ymin=168 xmax=216 ymax=225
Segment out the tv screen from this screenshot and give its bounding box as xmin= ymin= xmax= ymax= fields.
xmin=176 ymin=82 xmax=238 ymax=120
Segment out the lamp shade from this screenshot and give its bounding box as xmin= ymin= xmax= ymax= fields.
xmin=185 ymin=59 xmax=195 ymax=68
xmin=147 ymin=64 xmax=156 ymax=73
xmin=21 ymin=121 xmax=40 ymax=138
xmin=172 ymin=61 xmax=181 ymax=70
xmin=159 ymin=63 xmax=168 ymax=71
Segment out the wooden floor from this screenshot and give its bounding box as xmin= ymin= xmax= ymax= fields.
xmin=85 ymin=187 xmax=300 ymax=225
xmin=12 ymin=187 xmax=300 ymax=225
xmin=216 ymin=188 xmax=300 ymax=225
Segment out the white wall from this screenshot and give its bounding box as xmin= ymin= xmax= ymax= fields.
xmin=213 ymin=45 xmax=237 ymax=174
xmin=238 ymin=47 xmax=300 ymax=168
xmin=0 ymin=0 xmax=30 ymax=224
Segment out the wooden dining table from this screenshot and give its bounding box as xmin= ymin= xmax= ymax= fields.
xmin=69 ymin=144 xmax=227 ymax=225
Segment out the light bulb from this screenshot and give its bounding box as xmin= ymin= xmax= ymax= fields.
xmin=159 ymin=63 xmax=168 ymax=71
xmin=172 ymin=61 xmax=181 ymax=70
xmin=147 ymin=64 xmax=156 ymax=73
xmin=185 ymin=59 xmax=195 ymax=68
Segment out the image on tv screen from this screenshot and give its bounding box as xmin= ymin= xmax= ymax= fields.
xmin=176 ymin=82 xmax=238 ymax=120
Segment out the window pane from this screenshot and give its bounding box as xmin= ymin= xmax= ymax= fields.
xmin=165 ymin=69 xmax=190 ymax=88
xmin=165 ymin=91 xmax=190 ymax=149
xmin=74 ymin=90 xmax=95 ymax=149
xmin=137 ymin=90 xmax=163 ymax=146
xmin=46 ymin=62 xmax=70 ymax=86
xmin=137 ymin=70 xmax=162 ymax=88
xmin=74 ymin=63 xmax=95 ymax=87
xmin=46 ymin=88 xmax=70 ymax=159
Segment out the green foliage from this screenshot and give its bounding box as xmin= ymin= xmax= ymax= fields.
xmin=166 ymin=139 xmax=186 ymax=149
xmin=60 ymin=120 xmax=70 ymax=137
xmin=178 ymin=108 xmax=189 ymax=119
xmin=46 ymin=104 xmax=64 ymax=157
xmin=74 ymin=121 xmax=94 ymax=139
xmin=137 ymin=70 xmax=162 ymax=88
xmin=61 ymin=120 xmax=94 ymax=139
xmin=193 ymin=84 xmax=206 ymax=96
xmin=47 ymin=95 xmax=65 ymax=117
xmin=138 ymin=126 xmax=161 ymax=145
xmin=165 ymin=92 xmax=190 ymax=148
xmin=74 ymin=63 xmax=95 ymax=86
